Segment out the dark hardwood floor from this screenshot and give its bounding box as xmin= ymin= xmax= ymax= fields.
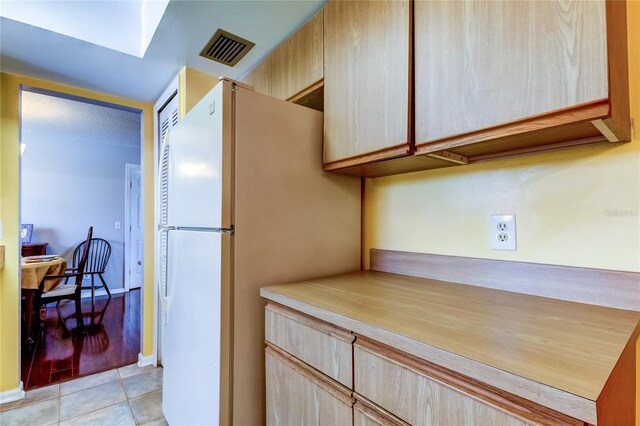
xmin=21 ymin=289 xmax=141 ymax=390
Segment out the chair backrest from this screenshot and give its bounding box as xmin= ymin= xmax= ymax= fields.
xmin=73 ymin=236 xmax=111 ymax=274
xmin=74 ymin=227 xmax=94 ymax=282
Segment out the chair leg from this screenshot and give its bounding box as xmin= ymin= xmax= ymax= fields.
xmin=99 ymin=274 xmax=112 ymax=298
xmin=74 ymin=295 xmax=84 ymax=331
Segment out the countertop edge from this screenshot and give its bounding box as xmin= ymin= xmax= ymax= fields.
xmin=260 ymin=287 xmax=598 ymax=424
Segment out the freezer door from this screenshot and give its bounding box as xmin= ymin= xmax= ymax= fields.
xmin=162 ymin=229 xmax=222 ymax=425
xmin=168 ymin=85 xmax=224 ymax=229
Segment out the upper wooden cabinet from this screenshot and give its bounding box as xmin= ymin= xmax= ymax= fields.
xmin=244 ymin=0 xmax=632 ymax=177
xmin=416 ymin=0 xmax=607 ymax=144
xmin=322 ymin=0 xmax=631 ymax=177
xmin=271 ymin=11 xmax=323 ymax=101
xmin=243 ymin=55 xmax=272 ymax=97
xmin=243 ymin=10 xmax=323 ymax=103
xmin=413 ymin=0 xmax=630 ymax=162
xmin=323 ymin=0 xmax=411 ymax=170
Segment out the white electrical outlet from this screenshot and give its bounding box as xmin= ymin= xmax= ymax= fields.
xmin=115 ymin=221 xmax=121 ymax=230
xmin=490 ymin=214 xmax=516 ymax=250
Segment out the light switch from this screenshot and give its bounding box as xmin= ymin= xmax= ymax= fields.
xmin=115 ymin=221 xmax=121 ymax=230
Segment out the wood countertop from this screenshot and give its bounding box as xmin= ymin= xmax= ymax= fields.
xmin=260 ymin=270 xmax=640 ymax=423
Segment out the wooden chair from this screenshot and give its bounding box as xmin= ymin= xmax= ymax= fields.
xmin=70 ymin=237 xmax=112 ymax=305
xmin=37 ymin=226 xmax=93 ymax=331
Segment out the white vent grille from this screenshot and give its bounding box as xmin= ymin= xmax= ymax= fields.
xmin=199 ymin=29 xmax=255 ymax=67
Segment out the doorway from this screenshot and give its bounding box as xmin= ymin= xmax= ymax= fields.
xmin=19 ymin=87 xmax=144 ymax=389
xmin=125 ymin=164 xmax=143 ymax=291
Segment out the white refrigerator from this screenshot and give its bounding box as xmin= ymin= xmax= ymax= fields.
xmin=158 ymin=78 xmax=360 ymax=426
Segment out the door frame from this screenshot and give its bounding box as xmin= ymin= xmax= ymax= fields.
xmin=124 ymin=163 xmax=142 ymax=292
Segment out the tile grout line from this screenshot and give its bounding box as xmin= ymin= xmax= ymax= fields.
xmin=2 ymin=366 xmax=149 ymax=414
xmin=60 ymin=373 xmax=162 ymax=424
xmin=60 ymin=389 xmax=127 ymax=424
xmin=127 ymin=394 xmax=139 ymax=425
xmin=2 ymin=365 xmax=163 ymax=425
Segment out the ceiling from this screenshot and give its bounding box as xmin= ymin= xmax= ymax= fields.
xmin=0 ymin=0 xmax=325 ymax=102
xmin=21 ymin=90 xmax=141 ymax=149
xmin=0 ymin=0 xmax=169 ymax=58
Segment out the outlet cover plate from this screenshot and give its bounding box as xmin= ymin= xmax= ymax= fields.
xmin=490 ymin=214 xmax=516 ymax=250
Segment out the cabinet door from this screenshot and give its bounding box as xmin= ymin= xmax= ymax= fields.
xmin=243 ymin=56 xmax=272 ymax=96
xmin=354 ymin=339 xmax=580 ymax=426
xmin=323 ymin=0 xmax=411 ymax=170
xmin=266 ymin=345 xmax=354 ymax=426
xmin=265 ymin=303 xmax=354 ymax=387
xmin=414 ymin=0 xmax=608 ymax=147
xmin=271 ymin=11 xmax=323 ymax=101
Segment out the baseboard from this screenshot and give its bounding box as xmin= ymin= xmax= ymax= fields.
xmin=0 ymin=382 xmax=25 ymax=404
xmin=137 ymin=353 xmax=156 ymax=368
xmin=80 ymin=288 xmax=126 ymax=300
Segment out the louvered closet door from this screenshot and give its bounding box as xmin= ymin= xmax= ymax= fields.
xmin=158 ymin=93 xmax=179 ymax=160
xmin=157 ymin=131 xmax=171 ymax=366
xmin=157 ymin=92 xmax=178 ymax=365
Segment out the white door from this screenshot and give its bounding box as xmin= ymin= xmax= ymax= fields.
xmin=162 ymin=229 xmax=222 ymax=425
xmin=125 ymin=164 xmax=143 ymax=290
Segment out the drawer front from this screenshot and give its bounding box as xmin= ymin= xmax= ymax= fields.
xmin=354 ymin=399 xmax=409 ymax=426
xmin=266 ymin=344 xmax=353 ymax=426
xmin=355 ymin=342 xmax=529 ymax=426
xmin=265 ymin=303 xmax=354 ymax=387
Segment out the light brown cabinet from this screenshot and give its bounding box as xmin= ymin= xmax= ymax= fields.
xmin=413 ymin=0 xmax=630 ymax=162
xmin=243 ymin=55 xmax=272 ymax=96
xmin=262 ymin=264 xmax=639 ymax=425
xmin=242 ymin=1 xmax=632 ymax=177
xmin=243 ymin=9 xmax=323 ymax=104
xmin=271 ymin=11 xmax=323 ymax=101
xmin=415 ymin=0 xmax=607 ymax=144
xmin=265 ymin=344 xmax=354 ymax=426
xmin=321 ymin=0 xmax=631 ymax=177
xmin=323 ymin=0 xmax=411 ymax=170
xmin=265 ymin=302 xmax=354 ymax=388
xmin=354 ymin=340 xmax=562 ymax=426
xmin=263 ymin=303 xmax=582 ymax=426
xmin=353 ymin=399 xmax=409 ymax=426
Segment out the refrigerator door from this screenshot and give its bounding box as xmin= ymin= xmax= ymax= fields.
xmin=168 ymin=86 xmax=224 ymax=229
xmin=162 ymin=229 xmax=222 ymax=425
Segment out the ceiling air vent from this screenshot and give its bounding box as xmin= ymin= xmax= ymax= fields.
xmin=199 ymin=29 xmax=255 ymax=67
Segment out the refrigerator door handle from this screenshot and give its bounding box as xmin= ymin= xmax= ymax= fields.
xmin=171 ymin=226 xmax=234 ymax=234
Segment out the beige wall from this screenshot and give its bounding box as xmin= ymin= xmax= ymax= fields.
xmin=178 ymin=67 xmax=219 ymax=118
xmin=364 ymin=141 xmax=639 ymax=272
xmin=0 ymin=73 xmax=156 ymax=393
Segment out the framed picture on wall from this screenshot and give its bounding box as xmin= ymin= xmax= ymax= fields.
xmin=20 ymin=224 xmax=34 ymax=244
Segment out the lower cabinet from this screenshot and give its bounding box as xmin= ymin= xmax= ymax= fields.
xmin=266 ymin=344 xmax=354 ymax=425
xmin=355 ymin=340 xmax=529 ymax=426
xmin=264 ymin=303 xmax=581 ymax=426
xmin=353 ymin=398 xmax=409 ymax=426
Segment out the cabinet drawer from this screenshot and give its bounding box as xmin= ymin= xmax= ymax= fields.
xmin=265 ymin=302 xmax=354 ymax=387
xmin=354 ymin=339 xmax=581 ymax=426
xmin=354 ymin=397 xmax=409 ymax=426
xmin=266 ymin=344 xmax=354 ymax=426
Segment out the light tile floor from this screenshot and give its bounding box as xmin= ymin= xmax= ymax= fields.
xmin=0 ymin=364 xmax=166 ymax=426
